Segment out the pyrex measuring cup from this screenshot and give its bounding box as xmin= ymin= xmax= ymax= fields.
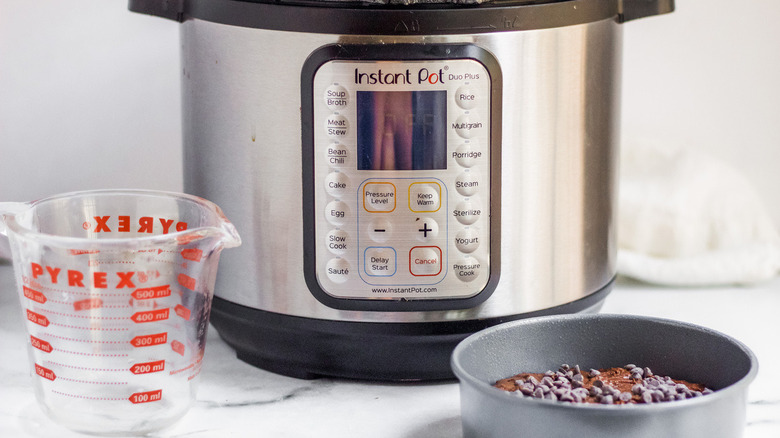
xmin=0 ymin=190 xmax=240 ymax=435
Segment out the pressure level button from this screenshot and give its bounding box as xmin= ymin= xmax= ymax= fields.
xmin=325 ymin=85 xmax=349 ymax=110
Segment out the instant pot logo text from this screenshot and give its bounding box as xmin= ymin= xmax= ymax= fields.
xmin=354 ymin=67 xmax=447 ymax=85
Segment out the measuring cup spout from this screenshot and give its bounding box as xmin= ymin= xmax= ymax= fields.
xmin=0 ymin=202 xmax=30 ymax=236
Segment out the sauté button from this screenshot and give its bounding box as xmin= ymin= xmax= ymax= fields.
xmin=325 ymin=258 xmax=350 ymax=284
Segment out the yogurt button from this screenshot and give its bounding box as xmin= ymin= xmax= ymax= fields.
xmin=325 ymin=258 xmax=350 ymax=284
xmin=325 ymin=171 xmax=350 ymax=198
xmin=325 ymin=85 xmax=349 ymax=111
xmin=455 ymin=85 xmax=478 ymax=110
xmin=455 ymin=228 xmax=480 ymax=253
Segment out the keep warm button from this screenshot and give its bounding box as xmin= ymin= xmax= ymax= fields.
xmin=409 ymin=246 xmax=443 ymax=277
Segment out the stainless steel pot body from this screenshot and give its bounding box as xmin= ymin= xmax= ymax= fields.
xmin=180 ymin=17 xmax=621 ymax=323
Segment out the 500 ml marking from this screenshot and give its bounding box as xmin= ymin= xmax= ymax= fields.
xmin=129 ymin=389 xmax=162 ymax=404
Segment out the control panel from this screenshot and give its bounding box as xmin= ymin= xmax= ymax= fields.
xmin=302 ymin=44 xmax=501 ymax=311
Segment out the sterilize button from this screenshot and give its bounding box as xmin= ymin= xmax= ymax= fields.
xmin=325 ymin=200 xmax=349 ymax=226
xmin=325 ymin=258 xmax=350 ymax=284
xmin=325 ymin=171 xmax=350 ymax=198
xmin=325 ymin=114 xmax=349 ymax=138
xmin=325 ymin=85 xmax=349 ymax=111
xmin=326 ymin=229 xmax=350 ymax=255
xmin=454 ymin=113 xmax=482 ymax=139
xmin=409 ymin=246 xmax=443 ymax=277
xmin=414 ymin=217 xmax=439 ymax=242
xmin=455 ymin=85 xmax=478 ymax=110
xmin=453 ymin=199 xmax=481 ymax=225
xmin=453 ymin=255 xmax=481 ymax=282
xmin=455 ymin=171 xmax=480 ymax=197
xmin=455 ymin=228 xmax=480 ymax=253
xmin=453 ymin=142 xmax=482 ymax=168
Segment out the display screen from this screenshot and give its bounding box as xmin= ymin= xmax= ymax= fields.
xmin=356 ymin=91 xmax=447 ymax=170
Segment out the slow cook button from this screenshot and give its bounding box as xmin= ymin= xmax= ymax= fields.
xmin=325 ymin=200 xmax=349 ymax=226
xmin=453 ymin=256 xmax=481 ymax=283
xmin=325 ymin=258 xmax=350 ymax=284
xmin=453 ymin=200 xmax=481 ymax=225
xmin=455 ymin=85 xmax=478 ymax=110
xmin=409 ymin=246 xmax=443 ymax=277
xmin=325 ymin=85 xmax=349 ymax=111
xmin=453 ymin=113 xmax=483 ymax=139
xmin=326 ymin=229 xmax=350 ymax=255
xmin=325 ymin=114 xmax=349 ymax=138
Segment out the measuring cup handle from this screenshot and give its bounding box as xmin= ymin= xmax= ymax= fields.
xmin=0 ymin=202 xmax=29 ymax=237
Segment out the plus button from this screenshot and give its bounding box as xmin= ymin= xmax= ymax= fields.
xmin=419 ymin=222 xmax=433 ymax=238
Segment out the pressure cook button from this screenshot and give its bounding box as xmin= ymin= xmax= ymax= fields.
xmin=455 ymin=228 xmax=480 ymax=254
xmin=325 ymin=85 xmax=349 ymax=111
xmin=325 ymin=143 xmax=350 ymax=168
xmin=453 ymin=256 xmax=481 ymax=283
xmin=455 ymin=170 xmax=480 ymax=197
xmin=325 ymin=200 xmax=349 ymax=226
xmin=453 ymin=200 xmax=481 ymax=225
xmin=453 ymin=143 xmax=483 ymax=168
xmin=325 ymin=258 xmax=350 ymax=284
xmin=455 ymin=86 xmax=478 ymax=110
xmin=325 ymin=114 xmax=349 ymax=138
xmin=325 ymin=171 xmax=350 ymax=198
xmin=326 ymin=229 xmax=350 ymax=255
xmin=453 ymin=113 xmax=483 ymax=139
xmin=409 ymin=246 xmax=443 ymax=277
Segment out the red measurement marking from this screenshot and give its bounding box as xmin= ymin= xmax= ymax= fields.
xmin=23 ymin=286 xmax=47 ymax=304
xmin=35 ymin=364 xmax=56 ymax=381
xmin=174 ymin=304 xmax=191 ymax=321
xmin=68 ymin=249 xmax=100 ymax=255
xmin=73 ymin=297 xmax=103 ymax=311
xmin=130 ymin=360 xmax=165 ymax=375
xmin=26 ymin=309 xmax=50 ymax=327
xmin=130 ymin=332 xmax=167 ymax=347
xmin=180 ymin=248 xmax=203 ymax=262
xmin=129 ymin=389 xmax=162 ymax=404
xmin=131 ymin=308 xmax=170 ymax=323
xmin=131 ymin=285 xmax=171 ymax=300
xmin=30 ymin=335 xmax=53 ymax=353
xmin=171 ymin=340 xmax=185 ymax=356
xmin=177 ymin=273 xmax=196 ymax=291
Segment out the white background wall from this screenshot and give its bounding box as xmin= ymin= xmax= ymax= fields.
xmin=1 ymin=0 xmax=778 ymax=227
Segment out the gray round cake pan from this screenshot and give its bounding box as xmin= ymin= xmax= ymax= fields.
xmin=451 ymin=314 xmax=758 ymax=438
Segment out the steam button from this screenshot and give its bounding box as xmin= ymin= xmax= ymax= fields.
xmin=325 ymin=85 xmax=349 ymax=111
xmin=455 ymin=171 xmax=480 ymax=197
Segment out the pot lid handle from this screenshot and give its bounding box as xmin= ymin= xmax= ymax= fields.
xmin=128 ymin=0 xmax=185 ymax=22
xmin=620 ymin=0 xmax=675 ymax=22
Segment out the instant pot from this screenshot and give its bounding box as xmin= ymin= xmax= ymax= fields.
xmin=130 ymin=0 xmax=673 ymax=380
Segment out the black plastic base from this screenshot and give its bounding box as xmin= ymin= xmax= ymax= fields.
xmin=209 ymin=279 xmax=614 ymax=381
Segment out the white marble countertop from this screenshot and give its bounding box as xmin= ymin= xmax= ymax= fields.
xmin=0 ymin=261 xmax=778 ymax=438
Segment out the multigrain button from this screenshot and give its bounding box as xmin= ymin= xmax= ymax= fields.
xmin=325 ymin=200 xmax=348 ymax=226
xmin=455 ymin=85 xmax=478 ymax=110
xmin=325 ymin=114 xmax=349 ymax=138
xmin=409 ymin=246 xmax=442 ymax=277
xmin=453 ymin=199 xmax=481 ymax=225
xmin=455 ymin=171 xmax=480 ymax=196
xmin=325 ymin=85 xmax=348 ymax=111
xmin=325 ymin=171 xmax=350 ymax=197
xmin=325 ymin=258 xmax=350 ymax=284
xmin=453 ymin=113 xmax=483 ymax=139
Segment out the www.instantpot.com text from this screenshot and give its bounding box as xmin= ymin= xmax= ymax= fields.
xmin=372 ymin=287 xmax=438 ymax=294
